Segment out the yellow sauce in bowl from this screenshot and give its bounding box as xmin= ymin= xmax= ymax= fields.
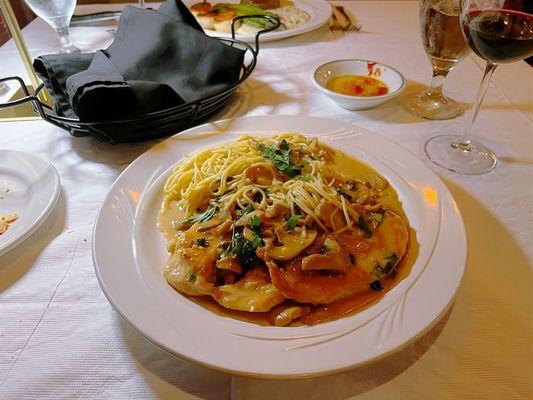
xmin=326 ymin=75 xmax=389 ymax=97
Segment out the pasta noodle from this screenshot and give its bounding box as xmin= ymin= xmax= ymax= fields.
xmin=163 ymin=133 xmax=359 ymax=230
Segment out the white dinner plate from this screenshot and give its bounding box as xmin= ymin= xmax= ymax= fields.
xmin=93 ymin=116 xmax=466 ymax=378
xmin=183 ymin=0 xmax=331 ymax=42
xmin=0 ymin=150 xmax=60 ymax=257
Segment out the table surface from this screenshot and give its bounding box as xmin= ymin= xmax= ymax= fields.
xmin=0 ymin=1 xmax=532 ymax=399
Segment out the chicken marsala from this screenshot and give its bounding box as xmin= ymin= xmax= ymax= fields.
xmin=158 ymin=133 xmax=414 ymax=326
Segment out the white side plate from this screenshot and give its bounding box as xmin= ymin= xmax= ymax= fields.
xmin=93 ymin=116 xmax=466 ymax=378
xmin=0 ymin=150 xmax=61 ymax=257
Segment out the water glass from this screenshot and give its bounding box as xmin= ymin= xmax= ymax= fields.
xmin=23 ymin=0 xmax=80 ymax=53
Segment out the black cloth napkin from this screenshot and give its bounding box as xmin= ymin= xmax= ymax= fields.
xmin=33 ymin=0 xmax=245 ymax=121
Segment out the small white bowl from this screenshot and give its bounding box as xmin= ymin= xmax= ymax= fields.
xmin=313 ymin=59 xmax=406 ymax=111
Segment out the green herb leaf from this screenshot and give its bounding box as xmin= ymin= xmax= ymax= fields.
xmin=188 ymin=205 xmax=219 ymax=224
xmin=211 ymin=3 xmax=277 ymax=29
xmin=358 ymin=215 xmax=372 ymax=238
xmin=226 ymin=231 xmax=263 ymax=267
xmin=249 ymin=215 xmax=261 ymax=233
xmin=298 ymin=173 xmax=311 ymax=182
xmin=286 ymin=214 xmax=301 ymax=232
xmin=237 ymin=204 xmax=253 ymax=219
xmin=251 ymin=233 xmax=264 ymax=249
xmin=259 ymin=140 xmax=305 ymax=178
xmin=369 ymin=211 xmax=385 ymax=228
xmin=373 ymin=252 xmax=399 ymax=277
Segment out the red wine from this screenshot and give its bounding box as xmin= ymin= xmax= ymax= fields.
xmin=463 ymin=9 xmax=533 ymax=63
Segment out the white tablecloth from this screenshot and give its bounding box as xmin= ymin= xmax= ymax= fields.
xmin=0 ymin=2 xmax=531 ymax=399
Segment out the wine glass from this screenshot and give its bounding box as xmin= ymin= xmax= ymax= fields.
xmin=405 ymin=0 xmax=469 ymax=120
xmin=23 ymin=0 xmax=80 ymax=53
xmin=425 ymin=0 xmax=533 ymax=174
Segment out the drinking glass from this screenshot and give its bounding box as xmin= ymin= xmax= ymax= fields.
xmin=425 ymin=0 xmax=533 ymax=174
xmin=23 ymin=0 xmax=80 ymax=53
xmin=406 ymin=0 xmax=469 ymax=119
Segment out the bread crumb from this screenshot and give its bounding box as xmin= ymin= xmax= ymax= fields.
xmin=0 ymin=213 xmax=18 ymax=235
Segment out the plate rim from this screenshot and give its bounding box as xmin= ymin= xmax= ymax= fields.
xmin=0 ymin=150 xmax=61 ymax=257
xmin=92 ymin=115 xmax=467 ymax=378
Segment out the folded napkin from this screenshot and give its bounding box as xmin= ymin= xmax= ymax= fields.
xmin=33 ymin=0 xmax=245 ymax=121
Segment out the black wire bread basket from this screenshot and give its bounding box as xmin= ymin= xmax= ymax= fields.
xmin=0 ymin=16 xmax=279 ymax=144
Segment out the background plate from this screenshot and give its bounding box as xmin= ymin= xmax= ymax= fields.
xmin=183 ymin=0 xmax=332 ymax=42
xmin=92 ymin=116 xmax=466 ymax=378
xmin=0 ymin=150 xmax=60 ymax=256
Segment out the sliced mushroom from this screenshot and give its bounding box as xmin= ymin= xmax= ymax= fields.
xmin=242 ymin=227 xmax=257 ymax=242
xmin=243 ymin=163 xmax=277 ymax=186
xmin=316 ymin=201 xmax=345 ymax=230
xmin=270 ymin=305 xmax=308 ymax=327
xmin=266 ymin=228 xmax=317 ymax=261
xmin=301 ymin=252 xmax=350 ymax=272
xmin=301 ymin=238 xmax=349 ymax=272
xmin=323 ymin=236 xmax=341 ymax=253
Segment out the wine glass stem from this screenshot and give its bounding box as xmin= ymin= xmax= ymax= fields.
xmin=426 ymin=66 xmax=450 ymax=98
xmin=454 ymin=62 xmax=498 ymax=151
xmin=55 ymin=25 xmax=75 ymax=52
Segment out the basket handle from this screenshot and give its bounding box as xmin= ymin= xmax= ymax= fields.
xmin=231 ymin=14 xmax=281 ymax=54
xmin=0 ymin=76 xmax=35 ymax=108
xmin=0 ymin=76 xmax=56 ymax=122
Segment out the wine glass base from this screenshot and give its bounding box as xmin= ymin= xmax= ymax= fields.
xmin=425 ymin=135 xmax=497 ymax=175
xmin=405 ymin=91 xmax=461 ymax=120
xmin=61 ymin=44 xmax=81 ymax=54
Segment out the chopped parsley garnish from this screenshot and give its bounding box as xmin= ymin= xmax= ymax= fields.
xmin=358 ymin=215 xmax=372 ymax=238
xmin=299 ymin=173 xmax=311 ymax=182
xmin=249 ymin=215 xmax=261 ymax=233
xmin=373 ymin=252 xmax=399 ymax=277
xmin=251 ymin=233 xmax=263 ymax=249
xmin=349 ymin=253 xmax=356 ymax=265
xmin=188 ymin=205 xmax=219 ymax=224
xmin=259 ymin=139 xmax=305 ymax=177
xmin=237 ymin=204 xmax=253 ymax=219
xmin=226 ymin=231 xmax=263 ymax=267
xmin=370 ymin=280 xmax=382 ymax=291
xmin=286 ymin=214 xmax=301 ymax=232
xmin=368 ymin=210 xmax=385 ymax=228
